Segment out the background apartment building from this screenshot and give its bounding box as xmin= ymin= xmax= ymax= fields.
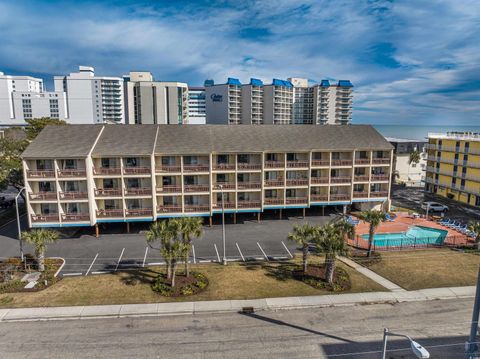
xmin=54 ymin=66 xmax=124 ymax=124
xmin=123 ymin=71 xmax=188 ymax=125
xmin=387 ymin=137 xmax=427 ymax=187
xmin=204 ymin=78 xmax=242 ymax=124
xmin=425 ymin=132 xmax=480 ymax=207
xmin=187 ymin=87 xmax=206 ymax=124
xmin=22 ymin=124 xmax=393 ymax=229
xmin=0 ymin=72 xmax=67 ymax=126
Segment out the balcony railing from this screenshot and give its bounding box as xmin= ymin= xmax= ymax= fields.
xmin=311 ymin=177 xmax=329 ymax=184
xmin=237 ymin=182 xmax=261 ymax=189
xmin=286 ymin=160 xmax=309 ymax=168
xmin=183 ymin=164 xmax=210 ymax=172
xmin=123 ymin=166 xmax=151 ymax=175
xmin=29 ymin=192 xmax=57 ymax=201
xmin=125 ymin=208 xmax=153 ymax=217
xmin=27 ymin=170 xmax=55 ymax=178
xmin=286 ymin=179 xmax=309 ymax=186
xmin=310 ymin=194 xmax=328 ymax=202
xmin=264 ymin=161 xmax=284 ymax=168
xmin=354 ymin=175 xmax=370 ymax=182
xmin=62 ymin=213 xmax=90 ymax=221
xmin=370 ymin=191 xmax=388 ymax=198
xmin=59 ymin=191 xmax=88 ymax=200
xmin=214 ymin=182 xmax=236 ymax=190
xmin=331 ymin=159 xmax=353 ymax=166
xmin=354 ymin=159 xmax=370 ymax=165
xmin=157 ymin=205 xmax=182 ymax=213
xmin=93 ymin=167 xmax=121 ymax=175
xmin=31 ymin=214 xmax=59 ymax=223
xmin=264 ymin=198 xmax=284 ymax=205
xmin=184 ymin=205 xmax=210 ymax=212
xmin=372 ymin=158 xmax=390 ymax=165
xmin=213 ymin=163 xmax=235 ymax=171
xmin=212 ymin=202 xmax=236 ymax=209
xmin=124 ymin=187 xmax=152 ymax=196
xmin=285 ymin=197 xmax=308 ymax=204
xmin=95 ymin=188 xmax=122 ymax=197
xmin=264 ymin=179 xmax=284 ymax=187
xmin=57 ymin=169 xmax=87 ymax=177
xmin=329 ymin=194 xmax=350 ymax=201
xmin=96 ymin=209 xmax=124 ymax=218
xmin=353 ymin=192 xmax=368 ymax=198
xmin=156 ymin=165 xmax=181 ymax=173
xmin=184 ymin=184 xmax=209 ymax=192
xmin=371 ymin=174 xmax=389 ymax=181
xmin=237 ymin=163 xmax=262 ymax=170
xmin=157 ymin=185 xmax=182 ymax=193
xmin=330 ymin=176 xmax=351 ymax=184
xmin=237 ymin=200 xmax=261 ymax=208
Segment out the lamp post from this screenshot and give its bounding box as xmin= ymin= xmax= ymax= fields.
xmin=382 ymin=328 xmax=430 ymax=359
xmin=15 ymin=187 xmax=25 ymax=263
xmin=218 ymin=185 xmax=227 ymax=265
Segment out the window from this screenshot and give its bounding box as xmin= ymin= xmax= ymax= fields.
xmin=39 ymin=182 xmax=53 ymax=192
xmin=101 ymin=158 xmax=111 ymax=168
xmin=184 ymin=156 xmax=198 ymax=165
xmin=65 ymin=181 xmax=78 ymax=192
xmin=127 ymin=199 xmax=140 ymax=209
xmin=237 ymin=173 xmax=245 ymax=182
xmin=67 ymin=203 xmax=79 ymax=214
xmin=286 ymin=153 xmax=296 ymax=161
xmin=36 ymin=159 xmax=53 ymax=170
xmin=184 ymin=176 xmax=195 ymax=185
xmin=238 ymin=154 xmax=249 ymax=163
xmin=64 ymin=159 xmax=76 ymax=169
xmin=162 ymin=176 xmax=172 ymax=186
xmin=125 ymin=157 xmax=138 ymax=167
xmin=217 ymin=155 xmax=228 ymax=164
xmin=105 ymin=200 xmax=116 ymax=209
xmin=127 ymin=178 xmax=139 ymax=188
xmin=216 ymin=173 xmax=227 ymax=183
xmin=266 ymin=153 xmax=277 ymax=162
xmin=103 ymin=179 xmax=114 ymax=188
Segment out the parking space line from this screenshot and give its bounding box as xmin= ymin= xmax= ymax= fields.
xmin=192 ymin=245 xmax=196 ymax=264
xmin=62 ymin=272 xmax=82 ymax=277
xmin=85 ymin=253 xmax=99 ymax=276
xmin=114 ymin=248 xmax=125 ymax=272
xmin=281 ymin=241 xmax=294 ymax=258
xmin=91 ymin=271 xmax=109 ymax=275
xmin=147 ymin=262 xmax=166 ymax=266
xmin=257 ymin=242 xmax=269 ymax=261
xmin=213 ymin=244 xmax=221 ymax=262
xmin=235 ymin=243 xmax=245 ymax=262
xmin=142 ymin=247 xmax=148 ymax=268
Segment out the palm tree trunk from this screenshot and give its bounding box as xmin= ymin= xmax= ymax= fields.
xmin=166 ymin=259 xmax=172 ymax=280
xmin=37 ymin=249 xmax=45 ymax=272
xmin=302 ymin=246 xmax=308 ymax=274
xmin=325 ymin=255 xmax=336 ymax=284
xmin=171 ymin=260 xmax=177 ymax=288
xmin=367 ymin=225 xmax=374 ymax=257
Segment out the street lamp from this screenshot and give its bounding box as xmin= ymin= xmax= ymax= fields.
xmin=218 ymin=184 xmax=227 ymax=266
xmin=15 ymin=187 xmax=25 ymax=262
xmin=382 ymin=328 xmax=430 ymax=359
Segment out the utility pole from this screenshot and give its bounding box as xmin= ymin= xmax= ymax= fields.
xmin=466 ymin=267 xmax=480 ymax=357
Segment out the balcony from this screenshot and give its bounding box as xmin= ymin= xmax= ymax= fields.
xmin=264 ymin=161 xmax=284 ymax=169
xmin=157 ymin=205 xmax=182 ymax=213
xmin=264 ymin=198 xmax=284 ymax=205
xmin=237 ymin=201 xmax=261 ymax=208
xmin=286 ymin=179 xmax=309 ymax=186
xmin=29 ymin=192 xmax=57 ymax=201
xmin=213 ymin=163 xmax=235 ymax=171
xmin=27 ymin=170 xmax=55 ymax=178
xmin=156 ymin=165 xmax=181 ymax=173
xmin=329 ymin=194 xmax=350 ymax=201
xmin=370 ymin=191 xmax=388 ymax=198
xmin=371 ymin=174 xmax=389 ymax=181
xmin=93 ymin=167 xmax=121 ymax=175
xmin=311 ymin=160 xmax=329 ymax=167
xmin=212 ymin=202 xmax=236 ymax=209
xmin=372 ymin=158 xmax=390 ymax=165
xmin=237 ymin=182 xmax=261 ymax=190
xmin=311 ymin=177 xmax=329 ymax=184
xmin=353 ymin=192 xmax=368 ymax=198
xmin=286 ymin=160 xmax=309 ymax=168
xmin=311 ymin=194 xmax=328 ymax=202
xmin=95 ymin=188 xmax=122 ymax=197
xmin=96 ymin=209 xmax=124 ymax=218
xmin=124 ymin=188 xmax=152 ymax=196
xmin=31 ymin=214 xmax=59 ymax=223
xmin=157 ymin=185 xmax=182 ymax=193
xmin=125 ymin=208 xmax=153 ymax=217
xmin=330 ymin=176 xmax=351 ymax=184
xmin=237 ymin=163 xmax=262 ymax=170
xmin=123 ymin=167 xmax=151 ymax=175
xmin=183 ymin=164 xmax=209 ymax=172
xmin=184 ymin=205 xmax=210 ymax=213
xmin=285 ymin=197 xmax=308 ymax=205
xmin=355 ymin=159 xmax=370 ymax=165
xmin=57 ymin=169 xmax=87 ymax=177
xmin=354 ymin=175 xmax=370 ymax=182
xmin=184 ymin=184 xmax=210 ymax=192
xmin=59 ymin=191 xmax=88 ymax=200
xmin=265 ymin=179 xmax=284 ymax=187
xmin=213 ymin=182 xmax=236 ymax=190
xmin=61 ymin=213 xmax=90 ymax=221
xmin=331 ymin=160 xmax=353 ymax=166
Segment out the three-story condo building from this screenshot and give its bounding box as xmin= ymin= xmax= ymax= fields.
xmin=22 ymin=125 xmax=393 ymax=229
xmin=425 ymin=132 xmax=480 ymax=206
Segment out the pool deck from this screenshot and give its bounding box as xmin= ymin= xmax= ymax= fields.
xmin=350 ymin=212 xmax=472 ymax=249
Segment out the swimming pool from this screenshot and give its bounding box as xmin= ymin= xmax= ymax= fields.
xmin=361 ymin=226 xmax=448 ymax=247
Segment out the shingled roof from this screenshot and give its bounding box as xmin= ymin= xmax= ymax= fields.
xmin=22 ymin=124 xmax=392 ymax=158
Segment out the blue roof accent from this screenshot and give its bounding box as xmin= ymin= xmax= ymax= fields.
xmin=204 ymin=79 xmax=214 ymax=87
xmin=337 ymin=80 xmax=353 ymax=87
xmin=250 ymin=78 xmax=263 ymax=86
xmin=272 ymin=78 xmax=293 ymax=88
xmin=320 ymin=80 xmax=330 ymax=87
xmin=226 ymin=77 xmax=241 ymax=85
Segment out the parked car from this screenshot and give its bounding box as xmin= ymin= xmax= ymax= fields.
xmin=0 ymin=196 xmax=15 ymax=209
xmin=421 ymin=201 xmax=449 ymax=213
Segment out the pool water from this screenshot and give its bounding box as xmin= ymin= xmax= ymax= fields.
xmin=361 ymin=226 xmax=448 ymax=247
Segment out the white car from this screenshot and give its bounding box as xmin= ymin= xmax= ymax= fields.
xmin=421 ymin=201 xmax=449 ymax=213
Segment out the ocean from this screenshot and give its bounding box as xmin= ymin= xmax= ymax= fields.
xmin=370 ymin=125 xmax=480 ymax=141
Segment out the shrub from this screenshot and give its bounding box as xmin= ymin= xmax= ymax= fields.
xmin=0 ymin=279 xmax=24 ymax=294
xmin=180 ymin=284 xmax=195 ymax=296
xmin=151 ymin=279 xmax=174 ymax=296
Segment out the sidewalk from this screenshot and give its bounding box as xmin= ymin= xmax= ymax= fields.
xmin=0 ymin=286 xmax=475 ymax=323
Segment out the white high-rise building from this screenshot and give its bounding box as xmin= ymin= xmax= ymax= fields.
xmin=0 ymin=72 xmax=67 ymax=126
xmin=241 ymin=78 xmax=264 ymax=125
xmin=187 ymin=87 xmax=206 ymax=124
xmin=54 ymin=66 xmax=125 ymax=124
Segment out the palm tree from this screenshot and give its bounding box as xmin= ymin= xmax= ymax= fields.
xmin=21 ymin=229 xmax=59 ymax=271
xmin=334 ymin=218 xmax=355 ymax=241
xmin=178 ymin=217 xmax=204 ymax=277
xmin=467 ymin=221 xmax=480 ymax=250
xmin=314 ymin=223 xmax=349 ymax=284
xmin=407 ymin=150 xmax=421 ymax=184
xmin=288 ymin=223 xmax=315 ymax=274
xmin=357 ymin=210 xmax=387 ymax=257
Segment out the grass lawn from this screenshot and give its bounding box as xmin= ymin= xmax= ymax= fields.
xmin=0 ymin=257 xmax=385 ymax=308
xmin=365 ymin=249 xmax=479 ymax=290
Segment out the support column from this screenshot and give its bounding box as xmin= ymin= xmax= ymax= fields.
xmin=303 ymin=208 xmax=306 ymax=218
xmin=343 ymin=205 xmax=347 ymax=215
xmin=257 ymin=212 xmax=261 ymax=223
xmin=322 ymin=206 xmax=325 ymax=216
xmin=233 ymin=213 xmax=237 ymax=224
xmin=126 ymin=222 xmax=130 ymax=233
xmin=95 ymin=223 xmax=99 ymax=238
xmin=279 ymin=209 xmax=282 ymax=219
xmin=209 ymin=216 xmax=212 ymax=227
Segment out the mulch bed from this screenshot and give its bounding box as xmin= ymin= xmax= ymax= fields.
xmin=293 ymin=264 xmax=351 ymax=292
xmin=151 ymin=271 xmax=209 ymax=297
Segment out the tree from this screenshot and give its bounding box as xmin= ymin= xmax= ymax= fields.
xmin=21 ymin=229 xmax=59 ymax=271
xmin=467 ymin=221 xmax=480 ymax=250
xmin=314 ymin=223 xmax=349 ymax=284
xmin=287 ymin=223 xmax=315 ymax=274
xmin=407 ymin=150 xmax=421 ymax=184
xmin=357 ymin=210 xmax=387 ymax=257
xmin=24 ymin=118 xmax=67 ymax=141
xmin=178 ymin=217 xmax=204 ymax=277
xmin=334 ymin=218 xmax=355 ymax=241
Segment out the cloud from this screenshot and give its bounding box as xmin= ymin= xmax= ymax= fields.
xmin=0 ymin=0 xmax=478 ymax=125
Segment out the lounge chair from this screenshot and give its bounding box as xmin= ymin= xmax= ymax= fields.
xmin=385 ymin=213 xmax=397 ymax=222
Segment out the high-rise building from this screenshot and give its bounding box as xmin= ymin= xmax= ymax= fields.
xmin=54 ymin=66 xmax=125 ymax=124
xmin=263 ymin=79 xmax=294 ymax=124
xmin=205 ymin=78 xmax=242 ymax=124
xmin=290 ymin=78 xmax=314 ymax=124
xmin=425 ymin=132 xmax=480 ymax=206
xmin=0 ymin=72 xmax=67 ymax=126
xmin=187 ymin=86 xmax=206 ymax=124
xmin=123 ymin=71 xmax=188 ymax=125
xmin=241 ymin=78 xmax=264 ymax=125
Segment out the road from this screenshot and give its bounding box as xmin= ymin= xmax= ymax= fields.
xmin=0 ymin=298 xmax=474 ymax=358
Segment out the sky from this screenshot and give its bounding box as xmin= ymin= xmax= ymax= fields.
xmin=0 ymin=0 xmax=479 ymax=125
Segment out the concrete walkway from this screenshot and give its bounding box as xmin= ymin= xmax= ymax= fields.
xmin=0 ymin=286 xmax=474 ymax=323
xmin=338 ymin=256 xmax=406 ymax=292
